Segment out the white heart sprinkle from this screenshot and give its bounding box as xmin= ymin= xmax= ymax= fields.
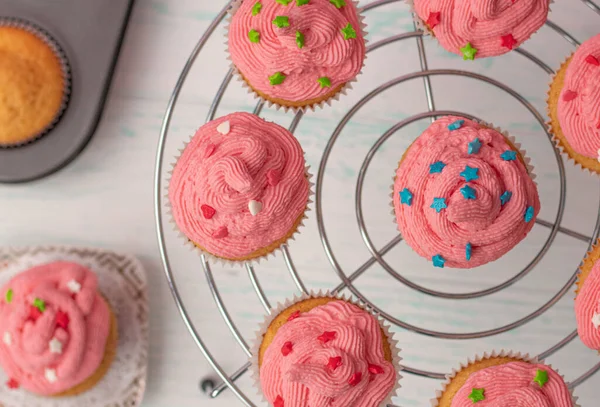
xmin=597 ymin=149 xmax=600 ymax=163
xmin=592 ymin=313 xmax=600 ymax=329
xmin=66 ymin=279 xmax=81 ymax=293
xmin=216 ymin=120 xmax=231 ymax=135
xmin=3 ymin=332 xmax=11 ymax=346
xmin=248 ymin=200 xmax=263 ymax=216
xmin=45 ymin=368 xmax=57 ymax=383
xmin=49 ymin=338 xmax=63 ymax=354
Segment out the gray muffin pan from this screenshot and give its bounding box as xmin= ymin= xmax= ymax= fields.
xmin=0 ymin=0 xmax=134 ymax=183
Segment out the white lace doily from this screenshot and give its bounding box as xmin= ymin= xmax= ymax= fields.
xmin=0 ymin=246 xmax=149 ymax=407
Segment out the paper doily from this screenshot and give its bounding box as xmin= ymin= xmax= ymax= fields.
xmin=0 ymin=246 xmax=149 ymax=407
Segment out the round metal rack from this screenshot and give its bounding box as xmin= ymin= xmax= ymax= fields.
xmin=154 ymin=1 xmax=600 ymax=405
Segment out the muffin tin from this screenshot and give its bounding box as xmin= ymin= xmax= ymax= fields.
xmin=0 ymin=0 xmax=134 ymax=183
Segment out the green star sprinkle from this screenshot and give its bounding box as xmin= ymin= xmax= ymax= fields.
xmin=296 ymin=31 xmax=305 ymax=49
xmin=5 ymin=289 xmax=13 ymax=303
xmin=269 ymin=72 xmax=286 ymax=85
xmin=297 ymin=0 xmax=310 ymax=4
xmin=461 ymin=42 xmax=478 ymax=60
xmin=33 ymin=298 xmax=46 ymax=312
xmin=317 ymin=77 xmax=331 ymax=88
xmin=341 ymin=23 xmax=357 ymax=40
xmin=248 ymin=29 xmax=260 ymax=43
xmin=252 ymin=1 xmax=262 ymax=16
xmin=534 ymin=369 xmax=549 ymax=388
xmin=276 ymin=0 xmax=293 ymax=4
xmin=273 ymin=16 xmax=290 ymax=28
xmin=468 ymin=388 xmax=485 ymax=403
xmin=330 ymin=0 xmax=346 ymax=7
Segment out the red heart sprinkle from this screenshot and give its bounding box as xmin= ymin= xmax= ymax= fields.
xmin=585 ymin=55 xmax=599 ymax=66
xmin=426 ymin=12 xmax=441 ymax=29
xmin=348 ymin=372 xmax=362 ymax=387
xmin=28 ymin=305 xmax=42 ymax=322
xmin=368 ymin=364 xmax=384 ymax=375
xmin=327 ymin=356 xmax=342 ymax=371
xmin=56 ymin=311 xmax=70 ymax=330
xmin=274 ymin=395 xmax=284 ymax=407
xmin=287 ymin=311 xmax=301 ymax=322
xmin=317 ymin=331 xmax=337 ymax=344
xmin=281 ymin=341 xmax=293 ymax=356
xmin=6 ymin=378 xmax=19 ymax=389
xmin=212 ymin=226 xmax=228 ymax=239
xmin=201 ymin=205 xmax=216 ymax=219
xmin=267 ymin=169 xmax=281 ymax=187
xmin=562 ymin=90 xmax=577 ymax=101
xmin=205 ymin=143 xmax=216 ymax=158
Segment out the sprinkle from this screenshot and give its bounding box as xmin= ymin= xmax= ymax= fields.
xmin=33 ymin=298 xmax=46 ymax=312
xmin=267 ymin=169 xmax=281 ymax=186
xmin=56 ymin=311 xmax=70 ymax=330
xmin=562 ymin=90 xmax=577 ymax=102
xmin=66 ymin=280 xmax=81 ymax=293
xmin=448 ymin=119 xmax=465 ymax=131
xmin=500 ymin=191 xmax=512 ymax=205
xmin=597 ymin=149 xmax=600 ymax=163
xmin=469 ymin=388 xmax=485 ymax=403
xmin=460 ymin=42 xmax=478 ymax=60
xmin=348 ymin=372 xmax=362 ymax=387
xmin=585 ymin=55 xmax=599 ymax=66
xmin=591 ymin=313 xmax=600 ymax=328
xmin=317 ymin=76 xmax=331 ymax=88
xmin=330 ymin=0 xmax=346 ymax=8
xmin=276 ymin=0 xmax=293 ymax=4
xmin=212 ymin=226 xmax=229 ymax=239
xmin=533 ymin=369 xmax=549 ymax=387
xmin=49 ymin=338 xmax=63 ymax=354
xmin=281 ymin=341 xmax=293 ymax=356
xmin=430 ymin=197 xmax=447 ymax=213
xmin=426 ymin=11 xmax=441 ymax=29
xmin=249 ymin=200 xmax=263 ymax=216
xmin=327 ymin=356 xmax=343 ymax=371
xmin=501 ymin=34 xmax=518 ymax=50
xmin=5 ymin=289 xmax=13 ymax=303
xmin=466 ymin=243 xmax=472 ymax=261
xmin=297 ymin=0 xmax=310 ymax=5
xmin=432 ymin=254 xmax=445 ymax=268
xmin=272 ymin=16 xmax=290 ymax=28
xmin=368 ymin=364 xmax=384 ymax=374
xmin=269 ymin=72 xmax=286 ymax=85
xmin=295 ymin=31 xmax=305 ymax=49
xmin=341 ymin=23 xmax=357 ymax=40
xmin=399 ymin=188 xmax=413 ymax=206
xmin=287 ymin=311 xmax=301 ymax=322
xmin=248 ymin=29 xmax=260 ymax=43
xmin=317 ymin=331 xmax=337 ymax=343
xmin=274 ymin=395 xmax=284 ymax=407
xmin=252 ymin=1 xmax=262 ymax=15
xmin=500 ymin=150 xmax=517 ymax=161
xmin=28 ymin=306 xmax=42 ymax=322
xmin=429 ymin=161 xmax=446 ymax=174
xmin=3 ymin=332 xmax=11 ymax=346
xmin=201 ymin=204 xmax=216 ymax=219
xmin=524 ymin=206 xmax=535 ymax=223
xmin=216 ymin=120 xmax=231 ymax=135
xmin=460 ymin=166 xmax=479 ymax=182
xmin=45 ymin=368 xmax=58 ymax=383
xmin=468 ymin=138 xmax=482 ymax=154
xmin=460 ymin=185 xmax=476 ymax=200
xmin=204 ymin=143 xmax=216 ymax=158
xmin=6 ymin=378 xmax=19 ymax=389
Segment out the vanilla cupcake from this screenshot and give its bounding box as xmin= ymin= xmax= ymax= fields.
xmin=575 ymin=239 xmax=600 ymax=351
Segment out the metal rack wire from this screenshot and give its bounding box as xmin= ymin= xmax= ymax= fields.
xmin=154 ymin=1 xmax=600 ymax=405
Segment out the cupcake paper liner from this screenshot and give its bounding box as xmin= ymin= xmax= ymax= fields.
xmin=430 ymin=350 xmax=579 ymax=407
xmin=575 ymin=237 xmax=600 ymax=296
xmin=0 ymin=17 xmax=71 ymax=149
xmin=166 ymin=133 xmax=314 ymax=267
xmin=248 ymin=290 xmax=403 ymax=407
xmin=224 ymin=0 xmax=368 ymax=113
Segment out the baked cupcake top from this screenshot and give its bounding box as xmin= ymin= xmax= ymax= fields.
xmin=575 ymin=257 xmax=600 ymax=350
xmin=169 ymin=112 xmax=310 ymax=260
xmin=394 ymin=116 xmax=540 ymax=268
xmin=260 ymin=300 xmax=396 ymax=407
xmin=228 ymin=0 xmax=365 ymax=103
xmin=412 ymin=0 xmax=550 ymax=59
xmin=0 ymin=261 xmax=110 ymax=395
xmin=451 ymin=361 xmax=572 ymax=406
xmin=556 ymin=33 xmax=600 ymax=160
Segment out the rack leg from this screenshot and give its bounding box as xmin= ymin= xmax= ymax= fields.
xmin=200 ymin=378 xmax=215 ymax=394
xmin=207 ymin=362 xmax=251 ymax=398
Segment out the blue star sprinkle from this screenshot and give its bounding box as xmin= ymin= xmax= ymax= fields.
xmin=448 ymin=120 xmax=465 ymax=131
xmin=432 ymin=254 xmax=445 ymax=268
xmin=399 ymin=188 xmax=413 ymax=206
xmin=460 ymin=166 xmax=479 ymax=182
xmin=460 ymin=185 xmax=477 ymax=200
xmin=501 ymin=150 xmax=517 ymax=161
xmin=500 ymin=191 xmax=512 ymax=206
xmin=429 ymin=161 xmax=447 ymax=174
xmin=468 ymin=138 xmax=482 ymax=154
xmin=430 ymin=197 xmax=448 ymax=213
xmin=524 ymin=206 xmax=535 ymax=222
xmin=466 ymin=243 xmax=472 ymax=261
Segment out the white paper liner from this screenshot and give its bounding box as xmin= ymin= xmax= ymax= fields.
xmin=430 ymin=350 xmax=579 ymax=407
xmin=249 ymin=290 xmax=402 ymax=407
xmin=224 ymin=0 xmax=368 ymax=113
xmin=166 ymin=128 xmax=314 ymax=267
xmin=0 ymin=246 xmax=148 ymax=407
xmin=0 ymin=18 xmax=71 ymax=148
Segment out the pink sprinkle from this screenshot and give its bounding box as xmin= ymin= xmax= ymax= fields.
xmin=281 ymin=341 xmax=293 ymax=356
xmin=327 ymin=356 xmax=342 ymax=371
xmin=585 ymin=55 xmax=599 ymax=66
xmin=212 ymin=226 xmax=228 ymax=239
xmin=274 ymin=395 xmax=284 ymax=407
xmin=287 ymin=311 xmax=301 ymax=322
xmin=348 ymin=372 xmax=362 ymax=387
xmin=55 ymin=311 xmax=70 ymax=330
xmin=201 ymin=204 xmax=216 ymax=219
xmin=317 ymin=331 xmax=337 ymax=344
xmin=267 ymin=169 xmax=281 ymax=187
xmin=204 ymin=144 xmax=216 ymax=158
xmin=562 ymin=90 xmax=577 ymax=101
xmin=6 ymin=378 xmax=19 ymax=389
xmin=368 ymin=364 xmax=384 ymax=375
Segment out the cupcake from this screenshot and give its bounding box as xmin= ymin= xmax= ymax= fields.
xmin=409 ymin=0 xmax=550 ymax=59
xmin=393 ymin=116 xmax=540 ymax=269
xmin=0 ymin=261 xmax=117 ymax=396
xmin=168 ymin=112 xmax=311 ymax=264
xmin=433 ymin=351 xmax=575 ymax=406
xmin=227 ymin=0 xmax=366 ymax=110
xmin=253 ymin=294 xmax=401 ymax=407
xmin=547 ymin=33 xmax=600 ymax=173
xmin=575 ymin=240 xmax=600 ymax=351
xmin=0 ymin=20 xmax=70 ymax=147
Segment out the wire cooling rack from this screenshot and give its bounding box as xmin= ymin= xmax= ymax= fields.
xmin=154 ymin=1 xmax=600 ymax=405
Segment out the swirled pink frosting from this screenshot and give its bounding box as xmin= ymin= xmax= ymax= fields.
xmin=394 ymin=116 xmax=540 ymax=268
xmin=260 ymin=300 xmax=396 ymax=407
xmin=575 ymin=258 xmax=600 ymax=350
xmin=451 ymin=361 xmax=573 ymax=407
xmin=0 ymin=261 xmax=110 ymax=395
xmin=413 ymin=0 xmax=550 ymax=58
xmin=228 ymin=0 xmax=365 ymax=102
xmin=556 ymin=33 xmax=600 ymax=159
xmin=169 ymin=112 xmax=309 ymax=259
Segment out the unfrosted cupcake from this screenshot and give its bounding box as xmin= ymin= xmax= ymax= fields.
xmin=227 ymin=0 xmax=366 ymax=110
xmin=409 ymin=0 xmax=550 ymax=59
xmin=547 ymin=33 xmax=600 ymax=173
xmin=253 ymin=294 xmax=401 ymax=407
xmin=393 ymin=116 xmax=540 ymax=269
xmin=169 ymin=112 xmax=311 ymax=263
xmin=575 ymin=239 xmax=600 ymax=351
xmin=0 ymin=261 xmax=117 ymax=396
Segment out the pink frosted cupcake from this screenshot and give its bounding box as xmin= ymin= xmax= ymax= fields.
xmin=227 ymin=0 xmax=366 ymax=110
xmin=409 ymin=0 xmax=550 ymax=59
xmin=169 ymin=112 xmax=311 ymax=263
xmin=0 ymin=261 xmax=117 ymax=396
xmin=393 ymin=116 xmax=540 ymax=269
xmin=575 ymin=240 xmax=600 ymax=351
